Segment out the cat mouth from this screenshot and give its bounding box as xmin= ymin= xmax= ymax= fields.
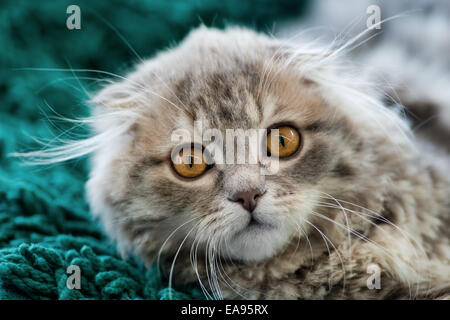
xmin=248 ymin=216 xmax=260 ymax=227
xmin=234 ymin=215 xmax=275 ymax=236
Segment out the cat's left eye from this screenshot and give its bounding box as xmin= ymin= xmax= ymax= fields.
xmin=171 ymin=147 xmax=208 ymax=178
xmin=267 ymin=125 xmax=301 ymax=158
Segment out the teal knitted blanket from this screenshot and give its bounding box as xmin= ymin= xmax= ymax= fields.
xmin=0 ymin=0 xmax=308 ymax=299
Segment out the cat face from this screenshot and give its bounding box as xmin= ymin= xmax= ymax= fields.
xmin=86 ymin=27 xmax=408 ymax=264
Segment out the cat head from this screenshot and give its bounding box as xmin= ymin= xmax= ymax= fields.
xmin=83 ymin=26 xmax=412 ymax=264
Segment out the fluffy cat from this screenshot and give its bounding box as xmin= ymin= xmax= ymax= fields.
xmin=20 ymin=5 xmax=449 ymax=299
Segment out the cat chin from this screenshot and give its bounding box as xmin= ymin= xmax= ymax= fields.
xmin=221 ymin=222 xmax=290 ymax=262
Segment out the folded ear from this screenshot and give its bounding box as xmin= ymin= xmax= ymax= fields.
xmin=90 ymin=81 xmax=140 ymax=109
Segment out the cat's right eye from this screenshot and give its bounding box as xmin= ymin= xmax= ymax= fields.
xmin=267 ymin=125 xmax=301 ymax=158
xmin=171 ymin=146 xmax=208 ymax=178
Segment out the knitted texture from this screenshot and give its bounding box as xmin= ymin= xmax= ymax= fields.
xmin=0 ymin=0 xmax=308 ymax=299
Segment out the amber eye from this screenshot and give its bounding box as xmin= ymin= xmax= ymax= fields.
xmin=172 ymin=147 xmax=208 ymax=178
xmin=267 ymin=126 xmax=301 ymax=158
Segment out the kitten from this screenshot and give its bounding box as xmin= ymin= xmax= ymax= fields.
xmin=21 ymin=23 xmax=449 ymax=298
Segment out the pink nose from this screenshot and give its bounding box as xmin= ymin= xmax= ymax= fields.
xmin=229 ymin=189 xmax=264 ymax=213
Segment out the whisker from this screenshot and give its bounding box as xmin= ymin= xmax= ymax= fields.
xmin=217 ymin=233 xmax=269 ymax=299
xmin=15 ymin=67 xmax=188 ymax=114
xmin=317 ymin=191 xmax=353 ymax=252
xmin=156 ymin=215 xmax=203 ymax=276
xmin=309 ymin=208 xmax=418 ymax=298
xmin=190 ymin=226 xmax=214 ymax=299
xmin=313 ymin=195 xmax=427 ymax=298
xmin=299 ymin=216 xmax=347 ymax=292
xmin=286 ymin=215 xmax=315 ymax=267
xmin=316 ymin=195 xmax=427 ymax=259
xmin=168 ymin=222 xmax=201 ymax=299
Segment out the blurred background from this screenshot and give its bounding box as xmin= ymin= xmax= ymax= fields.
xmin=0 ymin=0 xmax=310 ymax=299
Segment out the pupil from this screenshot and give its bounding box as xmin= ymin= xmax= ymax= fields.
xmin=279 ymin=135 xmax=286 ymax=148
xmin=188 ymin=155 xmax=193 ymax=168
